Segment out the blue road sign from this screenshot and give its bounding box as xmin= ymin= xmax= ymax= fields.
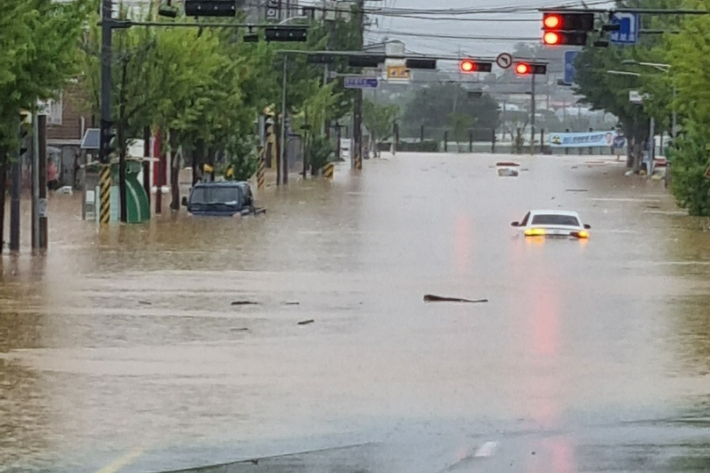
xmin=564 ymin=51 xmax=578 ymax=85
xmin=609 ymin=12 xmax=640 ymax=45
xmin=344 ymin=77 xmax=379 ymax=89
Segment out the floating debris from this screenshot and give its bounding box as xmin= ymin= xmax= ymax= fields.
xmin=424 ymin=294 xmax=489 ymax=303
xmin=297 ymin=319 xmax=315 ymax=325
xmin=231 ymin=300 xmax=258 ymax=306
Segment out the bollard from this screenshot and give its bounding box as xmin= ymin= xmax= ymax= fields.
xmin=491 ymin=128 xmax=496 ymax=154
xmin=322 ymin=162 xmax=334 ymax=179
xmin=469 ymin=130 xmax=473 ymax=152
xmin=257 ymin=147 xmax=266 ymax=190
xmin=444 ymin=131 xmax=448 ymax=152
xmin=99 ymin=165 xmax=111 ymax=225
xmin=539 ymin=128 xmax=545 ymax=154
xmin=588 ymin=128 xmax=594 ymax=155
xmin=565 ymin=128 xmax=570 ymax=155
xmin=420 ymin=124 xmax=424 ymax=143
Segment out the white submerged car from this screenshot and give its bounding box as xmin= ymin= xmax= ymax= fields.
xmin=511 ymin=210 xmax=591 ymax=239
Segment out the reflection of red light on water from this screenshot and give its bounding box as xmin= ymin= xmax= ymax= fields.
xmin=454 ymin=214 xmax=472 ymax=275
xmin=532 ymin=288 xmax=559 ymax=357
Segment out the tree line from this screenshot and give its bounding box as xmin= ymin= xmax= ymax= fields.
xmin=574 ymin=0 xmax=710 ymax=216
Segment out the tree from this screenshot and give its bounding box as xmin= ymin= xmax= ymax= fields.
xmin=664 ymin=6 xmax=710 ymax=215
xmin=0 ymin=0 xmax=91 ymax=248
xmin=362 ymin=100 xmax=399 ymax=156
xmin=572 ymin=0 xmax=682 ymax=169
xmin=446 ymin=113 xmax=475 ymax=152
xmin=402 ymin=84 xmax=499 ymax=139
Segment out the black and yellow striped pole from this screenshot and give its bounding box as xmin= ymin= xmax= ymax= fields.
xmin=99 ymin=164 xmax=111 ymax=225
xmin=322 ymin=162 xmax=334 ymax=179
xmin=354 ymin=151 xmax=362 ymax=171
xmin=257 ymin=146 xmax=266 ymax=190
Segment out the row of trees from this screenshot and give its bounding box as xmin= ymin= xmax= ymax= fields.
xmin=0 ymin=0 xmax=92 ymax=242
xmin=80 ymin=1 xmax=365 ymax=183
xmin=1 ymin=0 xmax=369 ymax=200
xmin=573 ymin=0 xmax=710 ymax=216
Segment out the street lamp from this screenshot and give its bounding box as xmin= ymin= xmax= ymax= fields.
xmin=620 ymin=60 xmax=677 ymax=139
xmin=605 ymin=70 xmax=656 ymax=174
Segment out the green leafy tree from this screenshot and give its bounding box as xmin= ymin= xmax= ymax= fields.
xmin=403 ymin=84 xmax=499 ymax=139
xmin=446 ymin=113 xmax=475 ymax=152
xmin=362 ymin=100 xmax=399 ymax=156
xmin=0 ymin=0 xmax=91 ymax=246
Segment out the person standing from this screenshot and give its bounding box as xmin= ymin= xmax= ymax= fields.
xmin=48 ymin=159 xmax=59 ymax=190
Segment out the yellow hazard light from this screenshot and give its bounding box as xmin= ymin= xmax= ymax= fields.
xmin=524 ymin=228 xmax=546 ymax=237
xmin=576 ymin=230 xmax=589 ymax=239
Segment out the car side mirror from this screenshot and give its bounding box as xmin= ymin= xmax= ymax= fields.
xmin=584 ymin=224 xmax=591 ymax=229
xmin=181 ymin=197 xmax=188 ymax=207
xmin=511 ymin=221 xmax=519 ymax=227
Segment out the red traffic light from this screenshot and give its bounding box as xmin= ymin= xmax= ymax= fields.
xmin=460 ymin=60 xmax=475 ymax=73
xmin=515 ymin=63 xmax=531 ymax=75
xmin=543 ymin=13 xmax=562 ymax=29
xmin=459 ymin=60 xmax=492 ymax=73
xmin=543 ymin=31 xmax=561 ymax=45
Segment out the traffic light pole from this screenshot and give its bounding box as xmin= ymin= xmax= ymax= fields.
xmin=99 ymin=0 xmax=113 ymax=224
xmin=352 ymin=0 xmax=365 ymax=170
xmin=9 ymin=123 xmax=21 ymax=252
xmin=530 ymin=72 xmax=536 ymax=155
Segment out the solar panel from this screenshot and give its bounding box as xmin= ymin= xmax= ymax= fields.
xmin=81 ymin=128 xmax=100 ymax=150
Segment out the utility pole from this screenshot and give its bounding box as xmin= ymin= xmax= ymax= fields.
xmin=279 ymin=55 xmax=288 ymax=186
xmin=9 ymin=120 xmax=23 ymax=253
xmin=99 ymin=0 xmax=113 ymax=224
xmin=530 ymin=72 xmax=536 ymax=155
xmin=38 ymin=115 xmax=48 ymax=250
xmin=352 ymin=0 xmax=365 ymax=170
xmin=31 ymin=113 xmax=40 ymax=250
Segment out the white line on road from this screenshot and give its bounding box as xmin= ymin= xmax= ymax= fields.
xmin=474 ymin=441 xmax=499 ymax=457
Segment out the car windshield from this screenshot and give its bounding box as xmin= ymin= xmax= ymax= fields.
xmin=190 ymin=187 xmax=242 ymax=206
xmin=531 ymin=214 xmax=580 ymax=226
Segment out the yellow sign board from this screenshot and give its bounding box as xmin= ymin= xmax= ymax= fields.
xmin=386 ymin=66 xmax=411 ymax=80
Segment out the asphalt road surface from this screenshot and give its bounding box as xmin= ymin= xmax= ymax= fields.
xmin=1 ymin=153 xmax=709 ymax=473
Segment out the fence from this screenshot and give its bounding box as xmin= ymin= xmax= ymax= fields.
xmin=381 ymin=126 xmax=622 ymax=155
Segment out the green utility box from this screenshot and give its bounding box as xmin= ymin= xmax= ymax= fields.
xmin=86 ymin=159 xmax=150 ymax=224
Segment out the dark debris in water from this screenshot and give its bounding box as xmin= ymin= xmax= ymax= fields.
xmin=424 ymin=294 xmax=489 ymax=303
xmin=231 ymin=300 xmax=259 ymax=306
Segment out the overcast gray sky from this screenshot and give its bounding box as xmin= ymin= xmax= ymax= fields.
xmin=365 ymin=0 xmax=615 ymax=58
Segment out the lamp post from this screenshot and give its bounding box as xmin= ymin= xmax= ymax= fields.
xmin=606 ymin=69 xmax=655 ymax=174
xmin=621 ymin=60 xmax=676 ymax=139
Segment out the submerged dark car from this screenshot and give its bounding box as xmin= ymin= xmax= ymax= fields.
xmin=182 ymin=181 xmax=265 ymax=217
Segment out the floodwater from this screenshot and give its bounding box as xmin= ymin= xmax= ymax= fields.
xmin=1 ymin=153 xmax=709 ymax=473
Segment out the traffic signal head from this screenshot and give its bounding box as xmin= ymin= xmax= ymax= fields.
xmin=349 ymin=55 xmax=384 ymax=68
xmin=542 ymin=12 xmax=595 ymax=31
xmin=542 ymin=11 xmax=594 ymax=46
xmin=99 ymin=119 xmax=116 ymax=163
xmin=184 ymin=0 xmax=236 ymax=17
xmin=264 ymin=27 xmax=307 ymax=42
xmin=543 ymin=31 xmax=588 ymax=46
xmin=515 ymin=62 xmax=547 ymax=75
xmin=406 ymin=58 xmax=437 ymax=70
xmin=459 ymin=60 xmax=492 ymax=73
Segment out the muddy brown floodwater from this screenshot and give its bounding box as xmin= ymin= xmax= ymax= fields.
xmin=1 ymin=153 xmax=709 ymax=473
